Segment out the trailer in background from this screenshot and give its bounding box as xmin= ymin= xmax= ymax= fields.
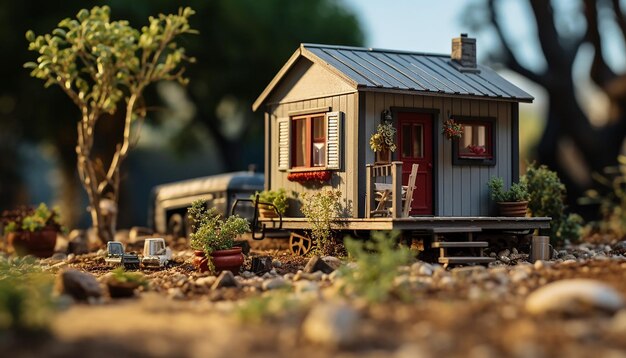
xmin=149 ymin=171 xmax=264 ymax=237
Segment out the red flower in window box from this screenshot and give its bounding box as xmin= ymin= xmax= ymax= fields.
xmin=467 ymin=145 xmax=486 ymax=155
xmin=287 ymin=170 xmax=332 ymax=184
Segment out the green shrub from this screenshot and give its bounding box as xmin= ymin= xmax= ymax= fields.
xmin=251 ymin=189 xmax=288 ymax=215
xmin=0 ymin=257 xmax=55 ymax=333
xmin=110 ymin=267 xmax=147 ymax=287
xmin=338 ymin=231 xmax=412 ymax=303
xmin=1 ymin=203 xmax=63 ymax=235
xmin=300 ymin=189 xmax=343 ymax=256
xmin=187 ymin=200 xmax=250 ymax=256
xmin=487 ymin=177 xmax=530 ymax=202
xmin=522 ymin=163 xmax=583 ymax=245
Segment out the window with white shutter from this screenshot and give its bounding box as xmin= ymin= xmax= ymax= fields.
xmin=277 ymin=117 xmax=290 ymax=171
xmin=280 ymin=111 xmax=342 ymax=170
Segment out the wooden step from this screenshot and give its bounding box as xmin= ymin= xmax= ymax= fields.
xmin=438 ymin=256 xmax=496 ymax=265
xmin=431 ymin=241 xmax=489 ymax=248
xmin=427 ymin=227 xmax=482 ymax=234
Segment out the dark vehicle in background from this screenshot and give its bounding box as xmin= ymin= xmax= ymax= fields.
xmin=149 ymin=171 xmax=264 ymax=238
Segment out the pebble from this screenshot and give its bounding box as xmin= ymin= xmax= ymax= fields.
xmin=321 ymin=256 xmax=343 ymax=270
xmin=533 ymin=260 xmax=546 ymax=270
xmin=271 ymin=260 xmax=282 ymax=268
xmin=262 ymin=277 xmax=291 ymax=291
xmin=510 ymin=269 xmax=529 ymax=283
xmin=394 ymin=343 xmax=432 ymax=358
xmin=55 ymin=269 xmax=102 ymax=301
xmin=411 ymin=262 xmax=434 ymax=276
xmin=211 ymin=271 xmax=239 ymax=290
xmin=195 ymin=276 xmax=217 ymax=287
xmin=50 ymin=252 xmax=67 ymax=262
xmin=304 ymin=255 xmax=335 ymax=274
xmin=525 ymin=279 xmax=625 ymax=316
xmin=294 ymin=280 xmax=320 ymax=294
xmin=167 ymin=287 xmax=185 ymax=300
xmin=302 ymin=302 xmax=359 ymax=347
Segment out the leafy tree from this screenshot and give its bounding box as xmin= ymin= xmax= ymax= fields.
xmin=468 ymin=0 xmax=626 ymax=219
xmin=25 ymin=6 xmax=196 ymax=243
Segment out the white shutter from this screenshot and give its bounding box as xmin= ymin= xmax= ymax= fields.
xmin=325 ymin=111 xmax=342 ymax=170
xmin=277 ymin=117 xmax=290 ymax=171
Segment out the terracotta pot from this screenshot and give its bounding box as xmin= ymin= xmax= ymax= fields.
xmin=259 ymin=204 xmax=278 ymax=219
xmin=497 ymin=201 xmax=529 ymax=217
xmin=107 ymin=281 xmax=140 ymax=298
xmin=375 ymin=149 xmax=392 ymax=164
xmin=193 ymin=250 xmax=211 ymax=272
xmin=7 ymin=228 xmax=57 ymax=258
xmin=211 ymin=247 xmax=244 ymax=274
xmin=193 ymin=247 xmax=245 ymax=274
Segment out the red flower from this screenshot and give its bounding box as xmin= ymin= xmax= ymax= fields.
xmin=287 ymin=170 xmax=332 ymax=183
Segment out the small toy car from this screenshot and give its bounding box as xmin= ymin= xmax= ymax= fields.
xmin=141 ymin=238 xmax=172 ymax=268
xmin=104 ymin=241 xmax=140 ymax=269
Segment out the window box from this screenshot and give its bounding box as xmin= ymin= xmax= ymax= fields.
xmin=287 ymin=170 xmax=332 ymax=184
xmin=451 ymin=116 xmax=496 ymax=166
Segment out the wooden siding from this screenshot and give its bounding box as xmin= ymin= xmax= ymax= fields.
xmin=266 ymin=58 xmax=355 ymax=105
xmin=267 ymin=92 xmax=359 ymax=218
xmin=362 ymin=92 xmax=513 ymax=217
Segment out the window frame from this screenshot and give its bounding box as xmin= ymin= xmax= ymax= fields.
xmin=290 ymin=112 xmax=327 ymax=170
xmin=451 ymin=116 xmax=496 ymax=166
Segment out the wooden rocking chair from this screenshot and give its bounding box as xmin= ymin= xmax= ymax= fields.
xmin=371 ymin=164 xmax=419 ymax=217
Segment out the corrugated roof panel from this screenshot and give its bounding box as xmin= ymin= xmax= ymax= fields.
xmin=351 ymin=51 xmax=419 ymax=90
xmin=302 ymin=44 xmax=534 ymax=102
xmin=305 ymin=47 xmax=380 ymax=87
xmin=394 ymin=54 xmax=470 ymax=94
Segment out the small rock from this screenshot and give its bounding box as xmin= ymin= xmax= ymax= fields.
xmin=500 ymin=256 xmax=511 ymax=264
xmin=451 ymin=266 xmax=485 ymax=279
xmin=510 ymin=269 xmax=529 ymax=283
xmin=50 ymin=252 xmax=67 ymax=262
xmin=534 ymin=260 xmax=546 ymax=270
xmin=497 ymin=249 xmax=510 ymax=258
xmin=211 ymin=271 xmax=240 ymax=290
xmin=302 ymin=303 xmax=359 ymax=347
xmin=562 ymin=254 xmax=577 ymax=261
xmin=294 ymin=280 xmax=319 ymax=294
xmin=262 ymin=277 xmax=291 ymax=291
xmin=525 ymin=279 xmax=625 ymax=316
xmin=241 ymin=271 xmax=255 ymax=279
xmin=66 ymin=253 xmax=76 ymax=263
xmin=304 ymin=255 xmax=335 ymax=274
xmin=55 ymin=269 xmax=102 ymax=301
xmin=272 ymin=260 xmax=283 ymax=268
xmin=251 ymin=256 xmax=273 ymax=274
xmin=321 ymin=256 xmax=343 ymax=270
xmin=196 ymin=276 xmax=217 ymax=287
xmin=168 ymin=288 xmax=185 ymax=300
xmin=411 ymin=262 xmax=434 ymax=276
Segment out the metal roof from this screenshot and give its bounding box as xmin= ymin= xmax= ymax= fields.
xmin=152 ymin=171 xmax=264 ymax=201
xmin=253 ymin=43 xmax=533 ymax=111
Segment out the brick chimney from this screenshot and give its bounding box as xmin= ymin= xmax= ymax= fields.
xmin=451 ymin=33 xmax=478 ymax=71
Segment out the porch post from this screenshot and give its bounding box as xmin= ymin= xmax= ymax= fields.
xmin=365 ymin=164 xmax=372 ymax=218
xmin=391 ymin=161 xmax=403 ymax=218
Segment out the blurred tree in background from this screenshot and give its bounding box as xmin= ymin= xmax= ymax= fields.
xmin=0 ymin=0 xmax=363 ymax=227
xmin=469 ymin=0 xmax=626 ymax=219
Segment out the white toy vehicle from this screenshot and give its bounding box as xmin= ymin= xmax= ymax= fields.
xmin=141 ymin=238 xmax=172 ymax=268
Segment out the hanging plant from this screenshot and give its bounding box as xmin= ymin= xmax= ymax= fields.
xmin=370 ymin=122 xmax=397 ymax=153
xmin=287 ymin=170 xmax=332 ymax=184
xmin=442 ymin=119 xmax=463 ymax=140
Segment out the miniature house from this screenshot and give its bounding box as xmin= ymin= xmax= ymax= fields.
xmin=253 ymin=34 xmax=533 ymax=219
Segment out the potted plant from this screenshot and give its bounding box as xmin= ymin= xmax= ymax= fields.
xmin=487 ymin=177 xmax=530 ymax=217
xmin=370 ymin=122 xmax=397 ymax=164
xmin=442 ymin=119 xmax=463 ymax=140
xmin=251 ymin=189 xmax=288 ymax=218
xmin=106 ymin=267 xmax=147 ymax=298
xmin=187 ymin=200 xmax=250 ymax=273
xmin=1 ymin=203 xmax=63 ymax=258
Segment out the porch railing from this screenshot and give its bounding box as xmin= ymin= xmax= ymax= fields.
xmin=365 ymin=161 xmax=403 ymax=218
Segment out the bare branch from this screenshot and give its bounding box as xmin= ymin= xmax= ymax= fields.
xmin=487 ymin=0 xmax=546 ymax=85
xmin=529 ymin=0 xmax=575 ymax=69
xmin=585 ymin=0 xmax=617 ymax=90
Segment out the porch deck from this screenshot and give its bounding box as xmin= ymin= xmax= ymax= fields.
xmin=260 ymin=216 xmax=551 ymax=232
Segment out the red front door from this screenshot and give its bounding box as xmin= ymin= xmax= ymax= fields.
xmin=397 ymin=112 xmax=433 ymax=215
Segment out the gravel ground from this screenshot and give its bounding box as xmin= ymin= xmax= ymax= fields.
xmin=3 ymin=237 xmax=626 ymax=358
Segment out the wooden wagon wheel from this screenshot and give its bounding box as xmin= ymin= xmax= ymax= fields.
xmin=289 ymin=232 xmax=313 ymax=256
